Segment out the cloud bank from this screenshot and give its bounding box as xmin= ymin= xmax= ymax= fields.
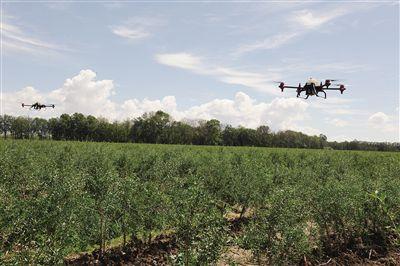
xmin=3 ymin=69 xmax=314 ymax=133
xmin=2 ymin=69 xmax=398 ymax=141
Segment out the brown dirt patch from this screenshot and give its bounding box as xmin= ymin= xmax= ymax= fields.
xmin=64 ymin=234 xmax=177 ymax=265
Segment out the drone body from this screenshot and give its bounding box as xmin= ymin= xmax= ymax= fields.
xmin=22 ymin=102 xmax=55 ymax=110
xmin=278 ymin=78 xmax=346 ymax=99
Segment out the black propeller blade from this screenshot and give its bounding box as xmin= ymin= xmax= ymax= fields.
xmin=334 ymin=84 xmax=350 ymax=87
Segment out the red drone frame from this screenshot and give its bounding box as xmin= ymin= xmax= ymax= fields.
xmin=278 ymin=78 xmax=346 ymax=99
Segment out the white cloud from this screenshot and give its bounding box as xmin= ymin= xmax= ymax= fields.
xmin=268 ymin=61 xmax=371 ymax=74
xmin=235 ymin=32 xmax=299 ymax=55
xmin=368 ymin=112 xmax=389 ymax=124
xmin=50 ymin=70 xmax=117 ymax=117
xmin=155 ymin=53 xmax=281 ymax=95
xmin=326 ymin=118 xmax=349 ymax=127
xmin=368 ymin=112 xmax=397 ymax=133
xmin=310 ymin=97 xmax=366 ymax=116
xmin=291 ymin=9 xmax=347 ymax=29
xmin=111 ymin=26 xmax=150 ymax=40
xmin=110 ymin=17 xmax=164 ymax=41
xmin=121 ymin=96 xmax=178 ymax=119
xmin=234 ymin=7 xmax=349 ymax=55
xmin=3 ymin=86 xmax=46 ymax=110
xmin=0 ymin=20 xmax=68 ymax=55
xmin=179 ymin=92 xmax=310 ymax=130
xmin=3 ymin=70 xmax=117 ymax=119
xmin=156 ymin=53 xmax=204 ymax=72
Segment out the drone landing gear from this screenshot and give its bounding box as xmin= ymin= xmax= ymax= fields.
xmin=316 ymin=91 xmax=327 ymax=99
xmin=296 ymin=95 xmax=309 ymax=99
xmin=296 ymin=93 xmax=309 ymax=99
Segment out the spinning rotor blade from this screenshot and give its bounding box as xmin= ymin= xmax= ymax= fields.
xmin=334 ymin=84 xmax=350 ymax=87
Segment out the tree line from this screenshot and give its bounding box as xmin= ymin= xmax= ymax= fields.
xmin=0 ymin=112 xmax=399 ymax=151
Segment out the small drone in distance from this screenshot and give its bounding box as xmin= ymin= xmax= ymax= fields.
xmin=277 ymin=78 xmax=347 ymax=99
xmin=22 ymin=102 xmax=55 ymax=110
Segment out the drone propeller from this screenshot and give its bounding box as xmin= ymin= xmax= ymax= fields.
xmin=334 ymin=84 xmax=350 ymax=87
xmin=327 ymin=79 xmax=344 ymax=82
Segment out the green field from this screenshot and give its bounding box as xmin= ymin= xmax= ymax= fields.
xmin=1 ymin=140 xmax=399 ymax=264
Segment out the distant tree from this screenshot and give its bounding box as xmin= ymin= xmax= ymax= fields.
xmin=111 ymin=120 xmax=131 ymax=143
xmin=71 ymin=113 xmax=88 ymax=141
xmin=95 ymin=118 xmax=112 ymax=142
xmin=48 ymin=118 xmax=60 ymax=140
xmin=165 ymin=121 xmax=195 ymax=144
xmin=130 ymin=111 xmax=171 ymax=143
xmin=10 ymin=116 xmax=30 ymax=139
xmin=237 ymin=127 xmax=257 ymax=146
xmin=1 ymin=112 xmax=399 ymax=152
xmin=197 ymin=119 xmax=222 ymax=145
xmin=222 ymin=125 xmax=238 ymax=146
xmin=59 ymin=114 xmax=72 ymax=140
xmin=319 ymin=134 xmax=328 ymax=148
xmin=32 ymin=118 xmax=49 ymax=139
xmin=86 ymin=115 xmax=98 ymax=141
xmin=150 ymin=111 xmax=171 ymax=143
xmin=0 ymin=115 xmax=13 ymax=139
xmin=348 ymin=140 xmax=360 ymax=150
xmin=256 ymin=125 xmax=271 ymax=146
xmin=0 ymin=116 xmax=3 ymax=138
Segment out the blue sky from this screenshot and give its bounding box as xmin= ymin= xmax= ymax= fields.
xmin=1 ymin=1 xmax=399 ymax=142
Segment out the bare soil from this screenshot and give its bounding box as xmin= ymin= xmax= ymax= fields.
xmin=64 ymin=234 xmax=177 ymax=266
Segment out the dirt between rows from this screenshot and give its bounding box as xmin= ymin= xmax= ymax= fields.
xmin=64 ymin=214 xmax=400 ymax=266
xmin=65 ymin=234 xmax=178 ymax=265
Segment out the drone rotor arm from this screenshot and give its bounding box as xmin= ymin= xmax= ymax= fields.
xmin=324 ymin=87 xmax=345 ymax=92
xmin=283 ymin=85 xmax=300 ymax=89
xmin=324 ymin=85 xmax=346 ymax=94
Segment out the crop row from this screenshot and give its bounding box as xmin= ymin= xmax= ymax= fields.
xmin=0 ymin=140 xmax=399 ymax=264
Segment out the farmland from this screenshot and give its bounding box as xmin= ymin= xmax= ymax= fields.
xmin=1 ymin=139 xmax=399 ymax=265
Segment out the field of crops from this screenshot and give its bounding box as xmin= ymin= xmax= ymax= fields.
xmin=1 ymin=139 xmax=399 ymax=265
